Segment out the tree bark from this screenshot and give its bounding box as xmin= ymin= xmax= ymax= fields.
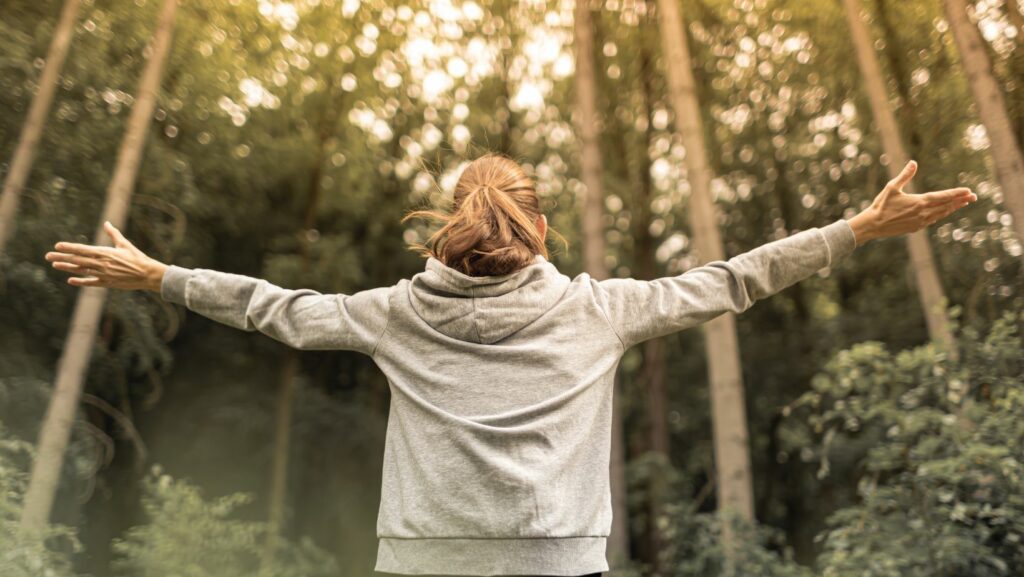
xmin=842 ymin=0 xmax=960 ymax=361
xmin=261 ymin=88 xmax=340 ymax=569
xmin=573 ymin=0 xmax=631 ymax=567
xmin=262 ymin=352 xmax=299 ymax=570
xmin=0 ymin=0 xmax=81 ymax=257
xmin=636 ymin=15 xmax=670 ymax=573
xmin=943 ymin=0 xmax=1024 ymax=248
xmin=655 ymin=0 xmax=755 ymax=539
xmin=20 ymin=0 xmax=178 ymax=533
xmin=872 ymin=0 xmax=923 ymax=155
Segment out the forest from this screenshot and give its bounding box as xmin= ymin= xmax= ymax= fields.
xmin=1 ymin=0 xmax=1023 ymax=575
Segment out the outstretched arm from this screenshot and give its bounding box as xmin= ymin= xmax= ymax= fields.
xmin=45 ymin=222 xmax=391 ymax=354
xmin=593 ymin=160 xmax=976 ymax=349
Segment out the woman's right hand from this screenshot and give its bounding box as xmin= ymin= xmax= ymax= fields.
xmin=847 ymin=160 xmax=977 ymax=246
xmin=45 ymin=221 xmax=168 ymax=292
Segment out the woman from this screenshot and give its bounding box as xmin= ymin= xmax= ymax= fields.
xmin=46 ymin=154 xmax=975 ymax=577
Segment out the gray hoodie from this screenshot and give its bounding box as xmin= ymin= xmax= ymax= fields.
xmin=160 ymin=217 xmax=857 ymax=576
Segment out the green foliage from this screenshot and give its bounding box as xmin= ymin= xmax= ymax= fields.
xmin=111 ymin=467 xmax=338 ymax=577
xmin=787 ymin=311 xmax=1024 ymax=576
xmin=0 ymin=422 xmax=339 ymax=577
xmin=626 ymin=453 xmax=808 ymax=577
xmin=661 ymin=505 xmax=812 ymax=577
xmin=0 ymin=427 xmax=80 ymax=577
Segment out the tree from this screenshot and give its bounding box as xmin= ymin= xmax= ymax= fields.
xmin=656 ymin=0 xmax=755 ymax=535
xmin=19 ymin=0 xmax=179 ymax=533
xmin=572 ymin=0 xmax=631 ymax=565
xmin=637 ymin=6 xmax=672 ymax=571
xmin=262 ymin=78 xmax=345 ymax=570
xmin=942 ymin=0 xmax=1024 ymax=249
xmin=0 ymin=0 xmax=81 ymax=257
xmin=841 ymin=0 xmax=959 ymax=360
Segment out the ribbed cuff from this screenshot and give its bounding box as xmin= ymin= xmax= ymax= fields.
xmin=160 ymin=264 xmax=193 ymax=305
xmin=819 ymin=218 xmax=858 ymax=266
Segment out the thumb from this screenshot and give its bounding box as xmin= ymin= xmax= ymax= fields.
xmin=104 ymin=221 xmax=133 ymax=249
xmin=887 ymin=160 xmax=917 ymax=192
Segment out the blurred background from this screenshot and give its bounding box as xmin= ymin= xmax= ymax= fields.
xmin=1 ymin=0 xmax=1022 ymax=576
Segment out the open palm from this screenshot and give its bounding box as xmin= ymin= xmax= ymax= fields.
xmin=852 ymin=160 xmax=977 ymax=243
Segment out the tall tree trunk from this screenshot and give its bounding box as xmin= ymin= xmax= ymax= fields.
xmin=0 ymin=0 xmax=81 ymax=257
xmin=872 ymin=0 xmax=924 ymax=155
xmin=573 ymin=0 xmax=631 ymax=567
xmin=762 ymin=105 xmax=812 ymax=323
xmin=500 ymin=40 xmax=516 ymax=157
xmin=943 ymin=0 xmax=1024 ymax=247
xmin=20 ymin=0 xmax=178 ymax=533
xmin=656 ymin=0 xmax=755 ymax=542
xmin=636 ymin=14 xmax=670 ymax=574
xmin=842 ymin=0 xmax=960 ymax=360
xmin=262 ymin=352 xmax=299 ymax=570
xmin=1005 ymin=0 xmax=1024 ymax=147
xmin=261 ymin=95 xmax=338 ymax=569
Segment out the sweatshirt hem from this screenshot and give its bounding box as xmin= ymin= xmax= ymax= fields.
xmin=374 ymin=536 xmax=610 ymax=576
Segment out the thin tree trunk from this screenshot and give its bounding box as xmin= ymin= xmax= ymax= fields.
xmin=872 ymin=0 xmax=924 ymax=155
xmin=636 ymin=14 xmax=670 ymax=573
xmin=262 ymin=352 xmax=299 ymax=569
xmin=1005 ymin=0 xmax=1024 ymax=146
xmin=573 ymin=0 xmax=631 ymax=567
xmin=20 ymin=0 xmax=178 ymax=533
xmin=575 ymin=2 xmax=607 ymax=279
xmin=943 ymin=0 xmax=1024 ymax=247
xmin=500 ymin=42 xmax=516 ymax=157
xmin=0 ymin=0 xmax=81 ymax=257
xmin=842 ymin=0 xmax=960 ymax=361
xmin=261 ymin=92 xmax=339 ymax=569
xmin=656 ymin=0 xmax=755 ymax=543
xmin=766 ymin=113 xmax=811 ymax=321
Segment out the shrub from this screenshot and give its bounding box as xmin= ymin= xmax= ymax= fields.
xmin=111 ymin=467 xmax=338 ymax=577
xmin=789 ymin=311 xmax=1024 ymax=576
xmin=0 ymin=427 xmax=80 ymax=577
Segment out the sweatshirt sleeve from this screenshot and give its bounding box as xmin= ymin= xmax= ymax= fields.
xmin=159 ymin=265 xmax=391 ymax=355
xmin=592 ymin=217 xmax=858 ymax=349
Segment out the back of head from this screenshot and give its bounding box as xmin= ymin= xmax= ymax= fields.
xmin=404 ymin=154 xmax=560 ymax=277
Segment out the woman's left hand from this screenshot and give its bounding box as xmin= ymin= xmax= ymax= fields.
xmin=45 ymin=221 xmax=167 ymax=292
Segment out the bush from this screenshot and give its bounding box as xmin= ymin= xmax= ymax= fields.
xmin=660 ymin=503 xmax=812 ymax=577
xmin=629 ymin=451 xmax=809 ymax=577
xmin=111 ymin=467 xmax=338 ymax=577
xmin=0 ymin=428 xmax=81 ymax=577
xmin=788 ymin=311 xmax=1024 ymax=576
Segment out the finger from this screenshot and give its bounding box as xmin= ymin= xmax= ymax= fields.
xmin=923 ymin=200 xmax=968 ymax=225
xmin=52 ymin=241 xmax=114 ymax=258
xmin=104 ymin=221 xmax=134 ymax=249
xmin=920 ymin=187 xmax=975 ymax=207
xmin=52 ymin=261 xmax=101 ymax=276
xmin=46 ymin=252 xmax=105 ymax=270
xmin=943 ymin=199 xmax=971 ymax=218
xmin=67 ymin=275 xmax=105 ymax=287
xmin=888 ymin=160 xmax=918 ymax=190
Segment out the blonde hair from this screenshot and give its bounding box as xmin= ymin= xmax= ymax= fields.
xmin=402 ymin=154 xmax=566 ymax=277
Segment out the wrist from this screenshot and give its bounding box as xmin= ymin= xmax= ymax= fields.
xmin=847 ymin=209 xmax=879 ymax=247
xmin=145 ymin=261 xmax=168 ymax=293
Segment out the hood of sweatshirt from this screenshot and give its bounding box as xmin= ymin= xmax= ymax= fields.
xmin=407 ymin=254 xmax=573 ymax=345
